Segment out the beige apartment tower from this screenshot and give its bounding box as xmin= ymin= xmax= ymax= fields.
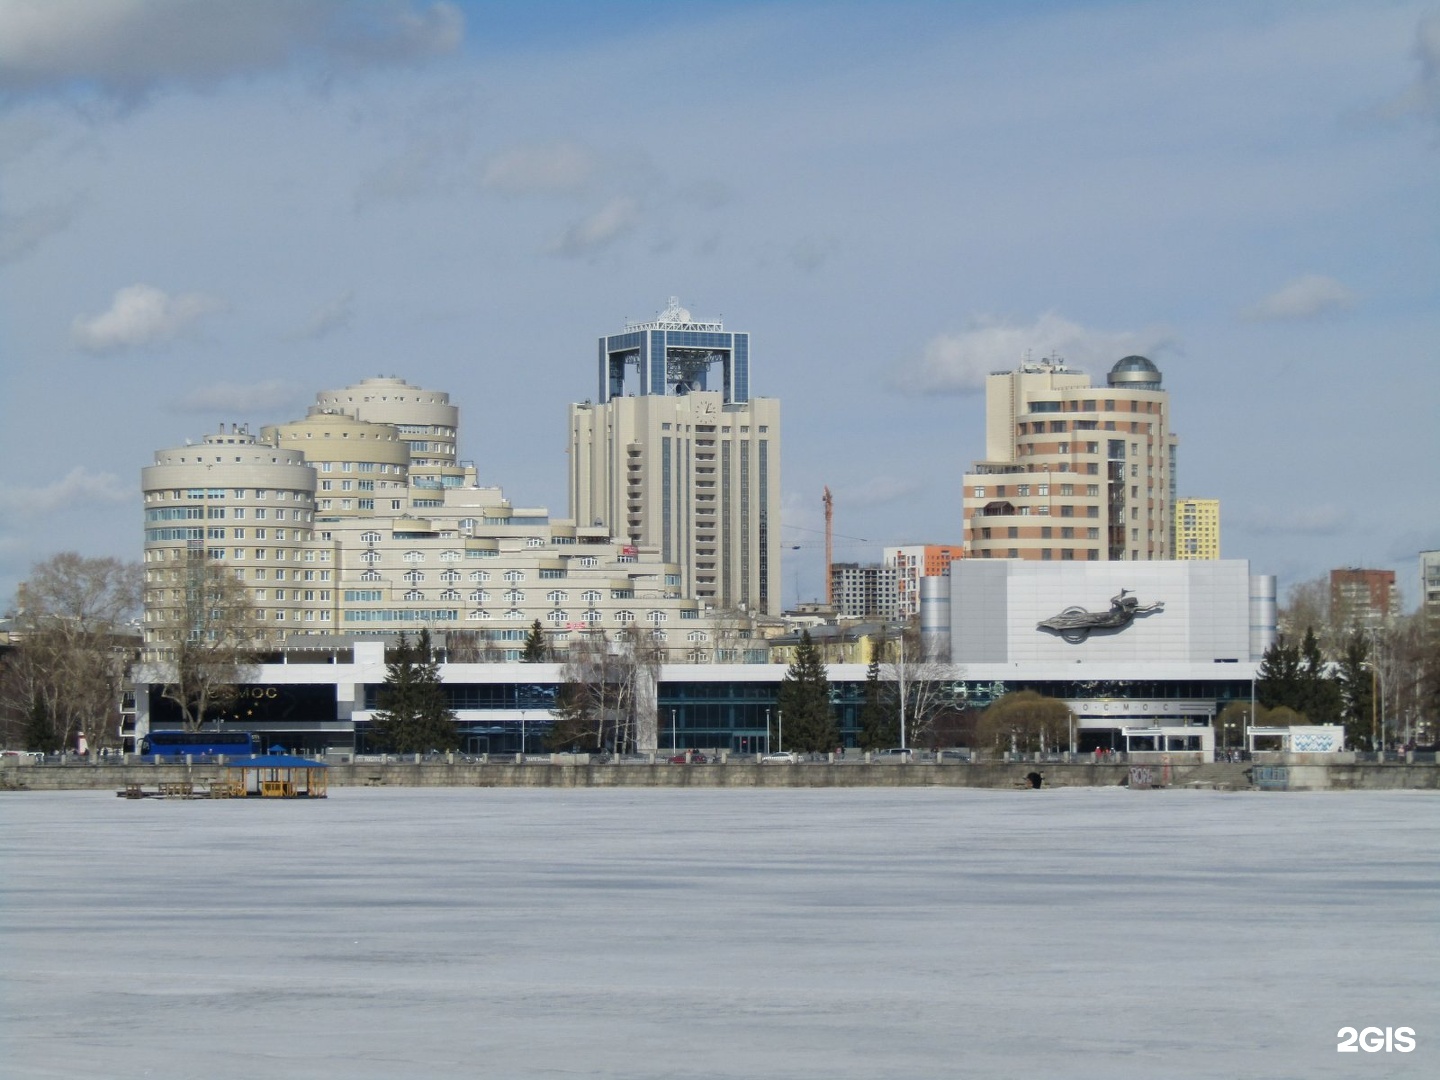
xmin=1175 ymin=498 xmax=1220 ymax=559
xmin=569 ymin=300 xmax=782 ymax=616
xmin=963 ymin=355 xmax=1178 ymax=562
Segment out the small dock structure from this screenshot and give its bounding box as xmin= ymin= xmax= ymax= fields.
xmin=225 ymin=754 xmax=329 ymax=798
xmin=117 ymin=754 xmax=328 ymax=799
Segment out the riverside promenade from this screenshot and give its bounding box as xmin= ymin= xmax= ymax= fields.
xmin=4 ymin=756 xmax=1438 ymax=792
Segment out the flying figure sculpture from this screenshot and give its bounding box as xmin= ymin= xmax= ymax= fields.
xmin=1036 ymin=589 xmax=1164 ymax=644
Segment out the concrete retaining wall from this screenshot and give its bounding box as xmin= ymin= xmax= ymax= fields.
xmin=9 ymin=759 xmax=1436 ymax=792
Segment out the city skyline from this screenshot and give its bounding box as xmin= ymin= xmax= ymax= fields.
xmin=1 ymin=1 xmax=1437 ymax=609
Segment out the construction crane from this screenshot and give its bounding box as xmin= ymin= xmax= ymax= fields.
xmin=823 ymin=486 xmax=834 ymax=608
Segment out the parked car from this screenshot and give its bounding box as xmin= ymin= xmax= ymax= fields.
xmin=667 ymin=752 xmax=708 ymax=764
xmin=872 ymin=748 xmax=914 ymax=762
xmin=761 ymin=751 xmax=800 ymax=764
xmin=937 ymin=748 xmax=972 ymax=762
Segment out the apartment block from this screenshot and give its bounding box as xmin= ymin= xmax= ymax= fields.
xmin=1175 ymin=498 xmax=1220 ymax=560
xmin=962 ymin=355 xmax=1178 ymax=562
xmin=884 ymin=544 xmax=964 ymax=619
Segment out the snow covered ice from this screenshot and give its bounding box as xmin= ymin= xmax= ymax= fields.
xmin=2 ymin=787 xmax=1436 ymax=1078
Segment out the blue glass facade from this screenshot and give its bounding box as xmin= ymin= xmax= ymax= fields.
xmin=598 ymin=326 xmax=749 ymax=404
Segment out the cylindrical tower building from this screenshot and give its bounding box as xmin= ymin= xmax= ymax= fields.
xmin=261 ymin=409 xmax=409 ymax=520
xmin=314 ymin=377 xmax=462 ymax=489
xmin=141 ymin=426 xmax=318 ymax=656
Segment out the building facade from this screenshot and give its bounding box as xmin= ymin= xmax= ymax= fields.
xmin=1421 ymin=550 xmax=1440 ymax=635
xmin=962 ymin=355 xmax=1178 ymax=562
xmin=885 ymin=544 xmax=964 ymax=619
xmin=1329 ymin=567 xmax=1399 ymax=630
xmin=568 ymin=299 xmax=782 ymax=615
xmin=142 ymin=380 xmax=767 ymax=665
xmin=1174 ymin=498 xmax=1220 ymax=559
xmin=828 ymin=562 xmax=900 ymax=620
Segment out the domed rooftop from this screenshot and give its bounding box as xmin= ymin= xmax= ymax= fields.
xmin=1107 ymin=355 xmax=1162 ymax=388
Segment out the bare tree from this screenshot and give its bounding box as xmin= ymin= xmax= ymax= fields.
xmin=4 ymin=553 xmax=142 ymax=754
xmin=150 ymin=555 xmax=259 ymax=732
xmin=877 ymin=624 xmax=955 ymax=750
xmin=549 ymin=628 xmax=661 ymax=752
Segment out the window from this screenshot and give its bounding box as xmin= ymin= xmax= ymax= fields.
xmin=1060 ymin=505 xmax=1074 ymax=518
xmin=581 ymin=590 xmax=602 ymax=603
xmin=973 ymin=486 xmax=986 ymax=499
xmin=504 ymin=609 xmax=525 ymax=621
xmin=361 ymin=569 xmax=380 ymax=582
xmin=547 ymin=590 xmax=567 ymax=603
xmin=404 ymin=551 xmax=425 ymax=563
xmin=504 ymin=569 xmax=524 ymax=582
xmin=581 ymin=609 xmax=602 ymax=623
xmin=688 ymin=630 xmax=709 ymax=642
xmin=404 ymin=589 xmax=423 ymax=601
xmin=580 ymin=556 xmax=598 ymax=568
xmin=403 ymin=569 xmax=424 ymax=583
xmin=1037 ymin=485 xmax=1049 ymax=496
xmin=469 ymin=570 xmax=489 ymax=582
xmin=439 ymin=589 xmax=459 ymax=601
xmin=526 ymin=537 xmax=545 ymax=548
xmin=504 ymin=589 xmax=525 ymax=603
xmin=440 ymin=569 xmax=460 ymax=582
xmin=469 ymin=590 xmax=489 ymax=602
xmin=361 ymin=550 xmax=381 ymax=564
xmin=1060 ymin=484 xmax=1074 ymax=496
xmin=546 ymin=609 xmax=568 ymax=623
xmin=440 ymin=550 xmax=462 ymax=562
xmin=615 ymin=610 xmax=635 ymax=623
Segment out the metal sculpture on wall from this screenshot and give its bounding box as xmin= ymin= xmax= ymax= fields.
xmin=1037 ymin=589 xmax=1164 ymax=644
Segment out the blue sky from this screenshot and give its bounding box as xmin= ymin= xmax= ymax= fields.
xmin=1 ymin=0 xmax=1436 ymax=610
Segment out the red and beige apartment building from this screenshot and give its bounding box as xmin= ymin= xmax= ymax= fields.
xmin=962 ymin=355 xmax=1178 ymax=562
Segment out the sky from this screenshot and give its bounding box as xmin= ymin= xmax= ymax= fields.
xmin=0 ymin=0 xmax=1437 ymax=611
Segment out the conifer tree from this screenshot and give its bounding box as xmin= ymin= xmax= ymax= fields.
xmin=775 ymin=629 xmax=837 ymax=752
xmin=857 ymin=654 xmax=897 ymax=749
xmin=1255 ymin=636 xmax=1302 ymax=711
xmin=370 ymin=629 xmax=458 ymax=752
xmin=522 ymin=619 xmax=548 ymax=663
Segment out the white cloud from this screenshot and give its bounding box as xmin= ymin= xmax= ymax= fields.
xmin=0 ymin=0 xmax=463 ymax=99
xmin=481 ymin=142 xmax=597 ymax=196
xmin=0 ymin=196 xmax=80 ymax=265
xmin=893 ymin=312 xmax=1170 ymax=395
xmin=293 ymin=290 xmax=354 ymax=340
xmin=1241 ymin=275 xmax=1357 ymax=322
xmin=72 ymin=283 xmax=225 ymax=353
xmin=1237 ymin=504 xmax=1351 ymax=537
xmin=549 ymin=196 xmax=640 ymax=257
xmin=0 ymin=468 xmax=130 ymax=519
xmin=171 ymin=381 xmax=307 ymax=414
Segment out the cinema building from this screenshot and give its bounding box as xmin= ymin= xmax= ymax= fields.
xmin=131 ymin=559 xmax=1273 ymax=763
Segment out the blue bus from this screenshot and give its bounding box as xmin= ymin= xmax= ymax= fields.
xmin=139 ymin=730 xmax=257 ymax=758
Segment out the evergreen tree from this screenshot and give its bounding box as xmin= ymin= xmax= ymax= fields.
xmin=775 ymin=630 xmax=837 ymax=752
xmin=857 ymin=654 xmax=897 ymax=749
xmin=1337 ymin=632 xmax=1376 ymax=750
xmin=522 ymin=619 xmax=548 ymax=663
xmin=1296 ymin=627 xmax=1342 ymax=726
xmin=370 ymin=629 xmax=458 ymax=752
xmin=1255 ymin=636 xmax=1302 ymax=711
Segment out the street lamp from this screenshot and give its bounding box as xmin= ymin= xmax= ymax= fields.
xmin=671 ymin=708 xmax=677 ymax=753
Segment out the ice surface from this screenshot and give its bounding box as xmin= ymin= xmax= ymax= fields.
xmin=1 ymin=788 xmax=1436 ymax=1079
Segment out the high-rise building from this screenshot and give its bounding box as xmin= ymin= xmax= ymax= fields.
xmin=829 ymin=562 xmax=899 ymax=620
xmin=1175 ymin=498 xmax=1220 ymax=560
xmin=568 ymin=299 xmax=781 ymax=615
xmin=962 ymin=355 xmax=1178 ymax=562
xmin=1329 ymin=567 xmax=1398 ymax=630
xmin=884 ymin=544 xmax=964 ymax=619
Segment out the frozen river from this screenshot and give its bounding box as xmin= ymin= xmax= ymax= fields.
xmin=1 ymin=788 xmax=1435 ymax=1078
